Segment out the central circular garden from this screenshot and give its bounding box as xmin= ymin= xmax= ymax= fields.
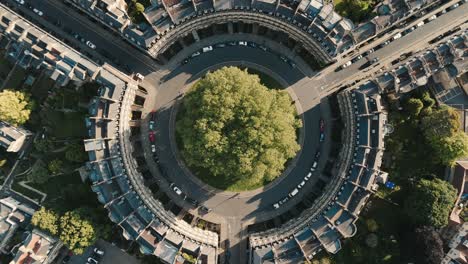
xmin=176 ymin=67 xmax=302 ymax=191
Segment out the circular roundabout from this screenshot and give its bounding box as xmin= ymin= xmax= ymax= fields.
xmin=86 ymin=5 xmax=388 ymax=264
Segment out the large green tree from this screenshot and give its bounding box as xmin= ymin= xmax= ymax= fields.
xmin=27 ymin=160 xmax=51 ymax=184
xmin=0 ymin=90 xmax=34 ymax=126
xmin=421 ymin=106 xmax=468 ymax=165
xmin=31 ymin=207 xmax=59 ymax=235
xmin=404 ymin=178 xmax=457 ymax=228
xmin=65 ymin=143 xmax=87 ymax=163
xmin=59 ymin=209 xmax=97 ymax=255
xmin=176 ymin=67 xmax=301 ymax=191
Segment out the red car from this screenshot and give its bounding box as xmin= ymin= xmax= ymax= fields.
xmin=320 ymin=119 xmax=325 ymax=132
xmin=149 ymin=131 xmax=155 ymax=143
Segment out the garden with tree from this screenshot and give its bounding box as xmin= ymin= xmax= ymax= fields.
xmin=176 ymin=67 xmax=302 ymax=191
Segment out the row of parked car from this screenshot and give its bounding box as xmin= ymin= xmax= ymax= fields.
xmin=336 ymin=3 xmax=457 ymax=73
xmin=182 ymin=41 xmax=297 ymax=68
xmin=272 ymin=119 xmax=325 ymax=209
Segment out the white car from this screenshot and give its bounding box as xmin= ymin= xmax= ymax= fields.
xmin=273 ymin=203 xmax=280 ymax=209
xmin=33 ymin=8 xmax=43 ymax=16
xmin=87 ymin=258 xmax=98 ymax=264
xmin=416 ymin=21 xmax=425 ymax=28
xmin=288 ymin=188 xmax=299 ymax=197
xmin=135 ymin=73 xmax=144 ymax=81
xmin=191 ymin=51 xmax=201 ymax=58
xmin=86 ymin=41 xmax=96 ymax=49
xmin=311 ymin=161 xmax=318 ymax=172
xmin=15 ymin=0 xmax=25 ymax=5
xmin=304 ymin=172 xmax=312 ymax=181
xmin=297 ymin=181 xmax=306 ymax=189
xmin=202 ymin=46 xmax=213 ymax=52
xmin=151 ymin=145 xmax=156 ymax=153
xmin=238 ymin=41 xmax=247 ymax=46
xmin=170 ymin=183 xmax=184 ymax=196
xmin=93 ymin=248 xmax=104 ymax=256
xmin=392 ymin=33 xmax=402 ymax=40
xmin=342 ymin=61 xmax=352 ymax=68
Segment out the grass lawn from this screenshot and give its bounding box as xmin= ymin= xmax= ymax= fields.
xmin=43 ymin=109 xmax=87 ymax=139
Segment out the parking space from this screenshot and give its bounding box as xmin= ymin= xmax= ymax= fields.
xmin=67 ymin=240 xmax=140 ymax=264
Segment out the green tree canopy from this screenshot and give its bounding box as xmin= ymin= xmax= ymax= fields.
xmin=406 ymin=98 xmax=424 ymax=117
xmin=421 ymin=106 xmax=468 ymax=165
xmin=176 ymin=67 xmax=301 ymax=191
xmin=27 ymin=160 xmax=51 ymax=184
xmin=31 ymin=207 xmax=59 ymax=235
xmin=48 ymin=159 xmax=63 ymax=175
xmin=59 ymin=209 xmax=97 ymax=255
xmin=404 ymin=178 xmax=457 ymax=228
xmin=65 ymin=143 xmax=87 ymax=163
xmin=414 ymin=226 xmax=444 ymax=264
xmin=0 ymin=90 xmax=34 ymax=126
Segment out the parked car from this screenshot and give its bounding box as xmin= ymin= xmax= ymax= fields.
xmin=169 ymin=183 xmax=186 ymax=199
xmin=87 ymin=258 xmax=99 ymax=264
xmin=297 ymin=181 xmax=306 ymax=189
xmin=149 ymin=120 xmax=155 ymax=130
xmin=288 ymin=188 xmax=299 ymax=197
xmin=62 ymin=256 xmax=71 ymax=264
xmin=149 ymin=131 xmax=155 ymax=143
xmin=273 ymin=203 xmax=280 ymax=209
xmin=258 ymin=45 xmax=268 ymax=51
xmin=311 ymin=161 xmax=318 ymax=172
xmin=33 ymin=8 xmax=43 ymax=16
xmin=191 ymin=51 xmax=201 ymax=58
xmin=86 ymin=41 xmax=96 ymax=49
xmin=238 ymin=41 xmax=247 ymax=46
xmin=93 ymin=248 xmax=104 ymax=256
xmin=186 ymin=197 xmax=199 ymax=207
xmin=320 ymin=132 xmax=325 ymax=142
xmin=200 ymin=206 xmax=212 ymax=213
xmin=135 ymin=73 xmax=144 ymax=81
xmin=202 ymin=46 xmax=213 ymax=52
xmin=214 ymin=43 xmax=226 ymax=48
xmin=342 ymin=60 xmax=352 ymax=68
xmin=181 ymin=58 xmax=189 ymax=65
xmin=15 ymin=0 xmax=25 ymax=5
xmin=304 ymin=172 xmax=312 ymax=181
xmin=151 ymin=144 xmax=156 ymax=153
xmin=319 ymin=119 xmax=325 ymax=132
